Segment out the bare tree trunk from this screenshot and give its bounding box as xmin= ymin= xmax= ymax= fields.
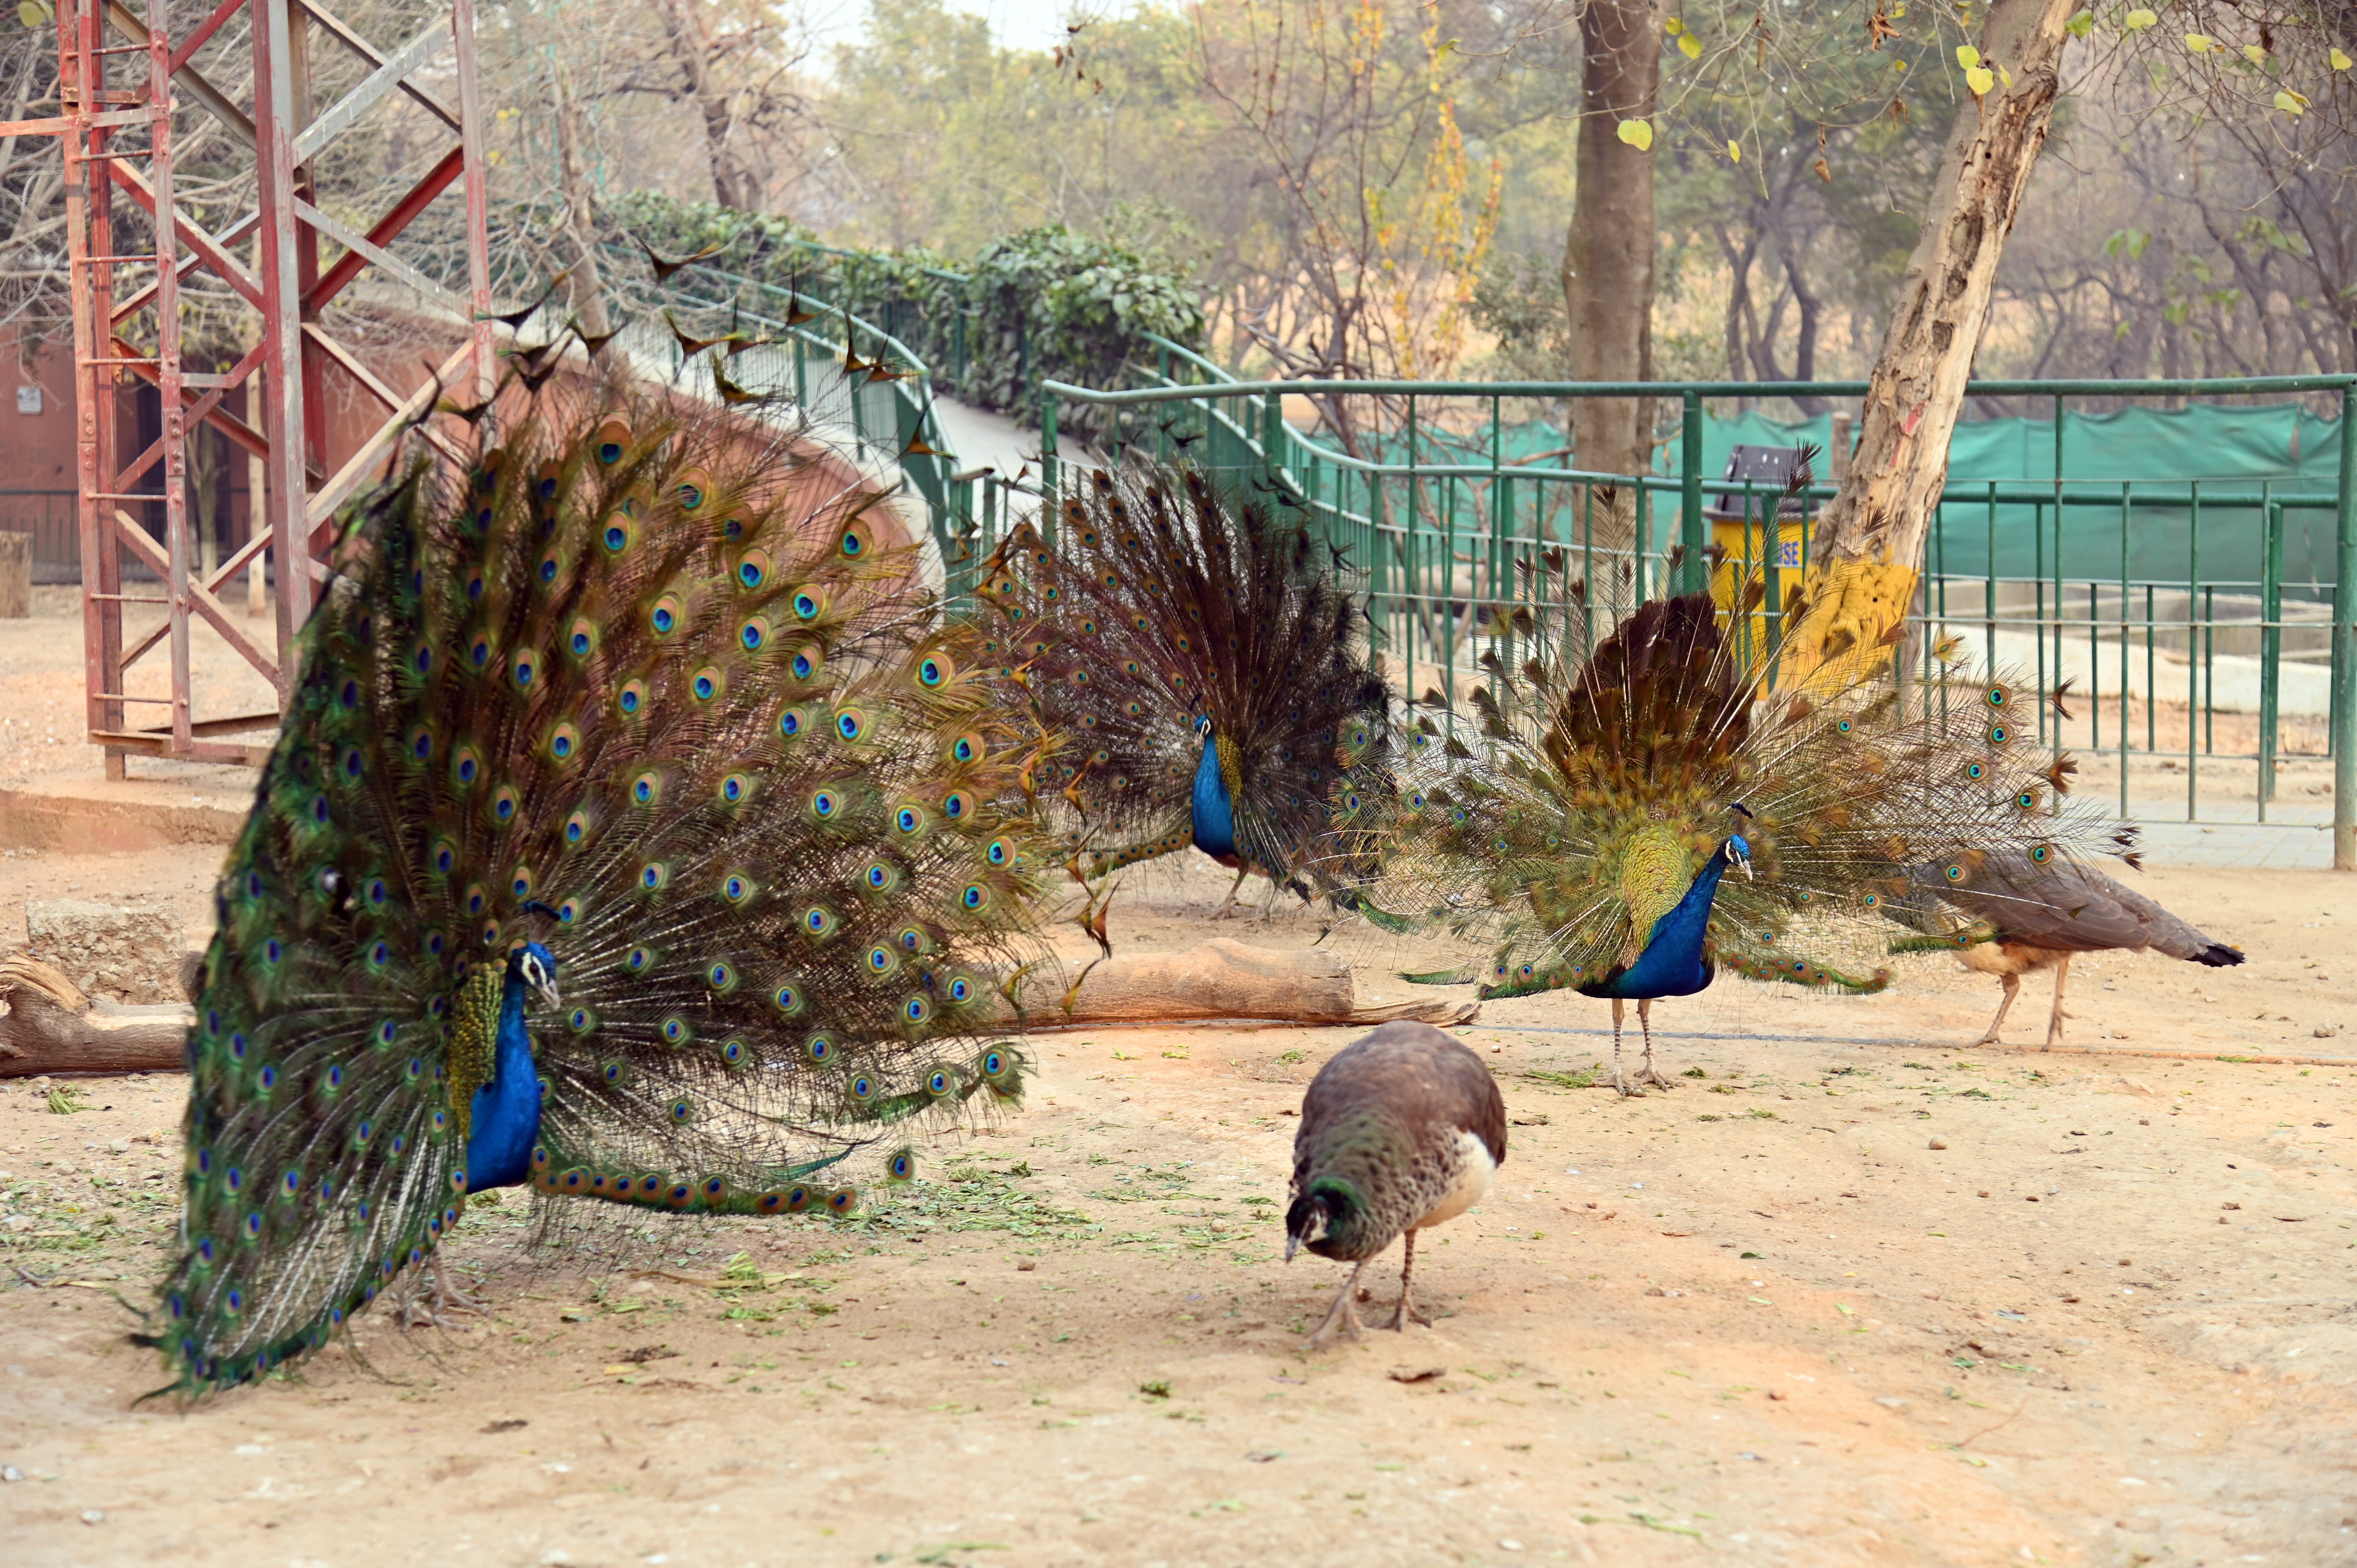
xmin=550 ymin=57 xmax=611 ymax=337
xmin=1561 ymin=0 xmax=1660 ymax=554
xmin=650 ymin=0 xmax=762 ymax=211
xmin=1782 ymin=0 xmax=2078 ymax=682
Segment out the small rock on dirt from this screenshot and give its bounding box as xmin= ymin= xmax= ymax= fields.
xmin=1928 ymin=1138 xmax=1948 ymax=1150
xmin=1389 ymin=1366 xmax=1445 ymax=1383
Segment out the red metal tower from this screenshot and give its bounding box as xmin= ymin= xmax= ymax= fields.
xmin=4 ymin=0 xmax=495 ymax=772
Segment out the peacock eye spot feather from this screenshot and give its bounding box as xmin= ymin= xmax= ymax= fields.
xmin=811 ymin=790 xmax=837 ymax=819
xmin=661 ymin=1017 xmax=690 ymax=1046
xmin=778 ymin=708 xmax=806 ymax=739
xmin=691 ymin=667 xmax=722 ymax=702
xmin=568 ymin=1006 xmax=593 ymax=1032
xmin=793 ymin=590 xmax=822 ymax=621
xmin=791 ymin=652 xmax=815 ymax=680
xmin=739 ymin=618 xmax=768 ymax=652
xmin=722 ymin=874 xmax=751 ymax=903
xmin=805 ymin=1035 xmax=834 ymax=1064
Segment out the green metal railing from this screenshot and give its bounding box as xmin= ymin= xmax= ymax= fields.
xmin=1025 ymin=368 xmax=2357 ymax=867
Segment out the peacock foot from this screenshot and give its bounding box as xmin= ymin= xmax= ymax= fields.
xmin=1633 ymin=1065 xmax=1676 ymax=1091
xmin=403 ymin=1270 xmax=489 ymax=1329
xmin=1610 ymin=1069 xmax=1644 ymax=1098
xmin=1306 ymin=1289 xmax=1365 ymax=1347
xmin=1385 ymin=1294 xmax=1435 ymax=1332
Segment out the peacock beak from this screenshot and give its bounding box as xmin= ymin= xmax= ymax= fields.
xmin=1737 ymin=851 xmax=1754 ymax=881
xmin=536 ymin=978 xmax=563 ymax=1010
xmin=1284 ymin=1234 xmax=1302 ymax=1262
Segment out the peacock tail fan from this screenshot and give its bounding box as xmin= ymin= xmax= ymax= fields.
xmin=974 ymin=464 xmax=1391 ymax=892
xmin=153 ymin=388 xmax=1054 ymax=1396
xmin=1318 ymin=592 xmax=2129 ymax=1000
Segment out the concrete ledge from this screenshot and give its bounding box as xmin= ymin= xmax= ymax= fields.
xmin=0 ymin=772 xmax=249 ymax=853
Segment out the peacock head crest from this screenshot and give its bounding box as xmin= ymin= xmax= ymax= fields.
xmin=1724 ymin=803 xmax=1755 ymax=880
xmin=506 ymin=941 xmax=561 ymax=1010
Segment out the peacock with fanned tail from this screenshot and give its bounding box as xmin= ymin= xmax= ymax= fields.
xmin=1327 ymin=582 xmax=2130 ymax=1095
xmin=974 ymin=466 xmax=1389 ymax=918
xmin=151 ymin=391 xmax=1052 ymax=1395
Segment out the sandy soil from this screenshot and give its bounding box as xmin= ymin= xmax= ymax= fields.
xmin=4 ymin=847 xmax=2357 ymax=1568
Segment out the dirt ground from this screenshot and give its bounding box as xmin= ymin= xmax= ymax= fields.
xmin=4 ymin=834 xmax=2357 ymax=1567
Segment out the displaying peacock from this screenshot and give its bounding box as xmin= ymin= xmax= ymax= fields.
xmin=1328 ymin=584 xmax=2129 ymax=1094
xmin=152 ymin=388 xmax=1052 ymax=1394
xmin=974 ymin=466 xmax=1389 ymax=918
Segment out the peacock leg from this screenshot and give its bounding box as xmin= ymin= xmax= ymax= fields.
xmin=1976 ymin=972 xmax=2022 ymax=1045
xmin=1386 ymin=1228 xmax=1435 ymax=1330
xmin=1610 ymin=998 xmax=1632 ymax=1096
xmin=2044 ymin=953 xmax=2073 ymax=1046
xmin=1633 ymin=997 xmax=1675 ymax=1089
xmin=1210 ymin=863 xmax=1251 ymax=920
xmin=1306 ymin=1259 xmax=1369 ymax=1346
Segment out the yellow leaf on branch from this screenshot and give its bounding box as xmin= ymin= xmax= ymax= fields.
xmin=1616 ymin=118 xmax=1654 ymax=152
xmin=1965 ymin=64 xmax=1995 ymax=94
xmin=2183 ymin=32 xmax=2213 ymax=52
xmin=1955 ymin=44 xmax=1982 ymax=69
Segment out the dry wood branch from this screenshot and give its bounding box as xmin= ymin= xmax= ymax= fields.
xmin=0 ymin=954 xmax=189 ymax=1077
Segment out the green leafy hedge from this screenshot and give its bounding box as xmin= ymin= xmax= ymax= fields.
xmin=603 ymin=193 xmax=1205 ymax=440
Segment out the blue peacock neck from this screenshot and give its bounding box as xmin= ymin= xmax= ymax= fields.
xmin=1190 ymin=726 xmax=1239 ymax=862
xmin=462 ymin=970 xmax=544 ymax=1191
xmin=1578 ymin=839 xmax=1741 ymax=1001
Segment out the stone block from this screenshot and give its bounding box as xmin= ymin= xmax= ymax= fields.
xmin=23 ymin=898 xmax=184 ymax=1004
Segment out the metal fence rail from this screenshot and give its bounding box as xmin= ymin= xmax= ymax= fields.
xmin=1024 ymin=368 xmax=2357 ymax=866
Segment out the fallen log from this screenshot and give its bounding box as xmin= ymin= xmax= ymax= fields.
xmin=997 ymin=939 xmax=1477 ymax=1029
xmin=0 ymin=938 xmax=1473 ymax=1079
xmin=0 ymin=954 xmax=190 ymax=1077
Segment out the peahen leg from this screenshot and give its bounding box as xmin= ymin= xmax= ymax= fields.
xmin=2044 ymin=953 xmax=2073 ymax=1047
xmin=1386 ymin=1228 xmax=1435 ymax=1330
xmin=1210 ymin=863 xmax=1251 ymax=920
xmin=1634 ymin=997 xmax=1674 ymax=1089
xmin=1976 ymin=972 xmax=2022 ymax=1045
xmin=1610 ymin=998 xmax=1630 ymax=1096
xmin=1306 ymin=1259 xmax=1369 ymax=1346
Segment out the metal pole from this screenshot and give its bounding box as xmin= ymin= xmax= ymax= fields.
xmin=2334 ymin=390 xmax=2355 ymax=869
xmin=145 ymin=0 xmax=191 ymax=755
xmin=1680 ymin=390 xmax=1704 ymax=594
xmin=253 ymin=0 xmax=310 ymax=680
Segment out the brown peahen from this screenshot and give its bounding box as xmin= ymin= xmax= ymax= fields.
xmin=149 ymin=387 xmax=1053 ymax=1396
xmin=1328 ymin=584 xmax=2131 ymax=1094
xmin=1890 ymin=857 xmax=2242 ymax=1045
xmin=975 ymin=466 xmax=1389 ymax=918
xmin=1286 ymin=1020 xmax=1505 ymax=1343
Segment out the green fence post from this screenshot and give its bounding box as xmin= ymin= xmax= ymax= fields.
xmin=1681 ymin=390 xmax=1705 ymax=595
xmin=2261 ymin=493 xmax=2283 ymax=818
xmin=2336 ymin=389 xmax=2356 ymax=870
xmin=1042 ymin=390 xmax=1062 ymax=535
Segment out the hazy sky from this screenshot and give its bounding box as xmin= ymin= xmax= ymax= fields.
xmin=803 ymin=0 xmax=1097 ymax=58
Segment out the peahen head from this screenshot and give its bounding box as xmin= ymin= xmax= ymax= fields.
xmin=507 ymin=941 xmax=562 ymax=1009
xmin=1285 ymin=1186 xmax=1348 ymax=1261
